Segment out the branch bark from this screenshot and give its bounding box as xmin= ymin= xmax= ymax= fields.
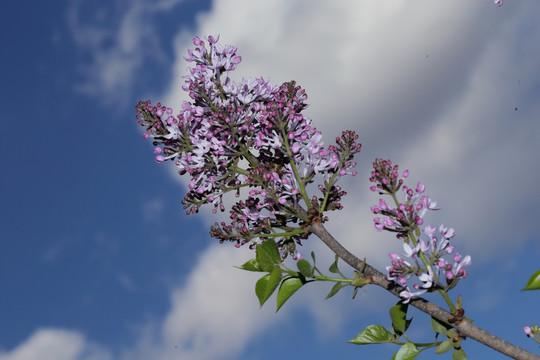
xmin=308 ymin=221 xmax=540 ymax=360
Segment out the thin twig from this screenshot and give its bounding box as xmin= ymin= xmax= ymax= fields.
xmin=308 ymin=221 xmax=540 ymax=360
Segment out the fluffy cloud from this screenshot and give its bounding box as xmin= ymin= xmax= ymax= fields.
xmin=0 ymin=329 xmax=111 ymax=360
xmin=67 ymin=0 xmax=185 ymax=106
xmin=116 ymin=244 xmax=293 ymax=360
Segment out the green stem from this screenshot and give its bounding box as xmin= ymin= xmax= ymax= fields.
xmin=255 ymin=228 xmax=307 ymax=239
xmin=438 ymin=290 xmax=457 ymax=313
xmin=313 ymin=275 xmax=353 ymax=283
xmin=277 ymin=111 xmax=311 ymax=207
xmin=319 ymin=171 xmax=339 ymax=213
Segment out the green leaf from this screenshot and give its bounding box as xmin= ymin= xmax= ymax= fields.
xmin=236 ymin=258 xmax=262 ymax=272
xmin=452 ymin=347 xmax=468 ymax=360
xmin=431 ymin=317 xmax=451 ymax=335
xmin=256 ymin=240 xmax=281 ymax=272
xmin=310 ymin=251 xmax=316 ymax=266
xmin=435 ymin=338 xmax=454 ymax=354
xmin=390 ymin=302 xmax=410 ymax=336
xmin=276 ymin=276 xmax=305 ymax=311
xmin=328 ymin=255 xmax=341 ymax=274
xmin=255 ymin=266 xmax=282 ymax=307
xmin=394 ymin=343 xmax=419 ymax=360
xmin=522 ymin=269 xmax=540 ymax=291
xmin=348 ymin=325 xmax=396 ymax=345
xmin=325 ymin=282 xmax=348 ymax=299
xmin=297 ymin=259 xmax=314 ymax=277
xmin=255 ymin=274 xmax=271 ymax=306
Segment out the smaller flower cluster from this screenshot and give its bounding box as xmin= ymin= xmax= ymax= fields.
xmin=369 ymin=159 xmax=471 ymax=303
xmin=386 ymin=225 xmax=471 ymax=302
xmin=369 ymin=159 xmax=438 ymax=238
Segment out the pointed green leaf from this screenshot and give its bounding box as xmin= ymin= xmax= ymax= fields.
xmin=255 ymin=274 xmax=271 ymax=306
xmin=390 ymin=302 xmax=410 ymax=336
xmin=328 ymin=255 xmax=340 ymax=274
xmin=297 ymin=259 xmax=314 ymax=277
xmin=276 ymin=276 xmax=305 ymax=311
xmin=256 ymin=239 xmax=280 ymax=272
xmin=431 ymin=317 xmax=451 ymax=335
xmin=394 ymin=343 xmax=419 ymax=360
xmin=452 ymin=347 xmax=468 ymax=360
xmin=310 ymin=251 xmax=316 ymax=266
xmin=266 ymin=265 xmax=283 ymax=300
xmin=236 ymin=258 xmax=262 ymax=272
xmin=348 ymin=325 xmax=396 ymax=345
xmin=255 ymin=266 xmax=282 ymax=307
xmin=522 ymin=269 xmax=540 ymax=291
xmin=435 ymin=338 xmax=454 ymax=354
xmin=325 ymin=282 xmax=348 ymax=299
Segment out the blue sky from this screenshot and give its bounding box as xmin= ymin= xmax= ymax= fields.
xmin=1 ymin=1 xmax=539 ymax=359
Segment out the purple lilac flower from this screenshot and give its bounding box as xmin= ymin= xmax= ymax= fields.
xmin=371 ymin=160 xmax=471 ymax=301
xmin=399 ymin=287 xmax=427 ymax=304
xmin=369 ymin=159 xmax=439 ymax=238
xmin=136 ymin=35 xmax=362 ymax=257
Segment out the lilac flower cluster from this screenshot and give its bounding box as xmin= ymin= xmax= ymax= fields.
xmin=369 ymin=159 xmax=471 ymax=303
xmin=136 ymin=35 xmax=361 ymax=257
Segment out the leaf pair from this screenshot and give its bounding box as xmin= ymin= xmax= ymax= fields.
xmin=238 ymin=239 xmax=306 ymax=311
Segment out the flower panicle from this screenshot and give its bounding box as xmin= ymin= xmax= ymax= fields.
xmin=136 ymin=35 xmax=362 ymax=257
xmin=369 ymin=159 xmax=471 ymax=302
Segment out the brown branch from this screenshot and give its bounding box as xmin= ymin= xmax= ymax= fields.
xmin=308 ymin=221 xmax=540 ymax=360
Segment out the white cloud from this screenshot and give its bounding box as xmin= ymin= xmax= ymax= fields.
xmin=117 ymin=244 xmax=293 ymax=360
xmin=67 ymin=0 xmax=183 ymax=106
xmin=161 ymin=245 xmax=283 ymax=358
xmin=0 ymin=329 xmax=111 ymax=360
